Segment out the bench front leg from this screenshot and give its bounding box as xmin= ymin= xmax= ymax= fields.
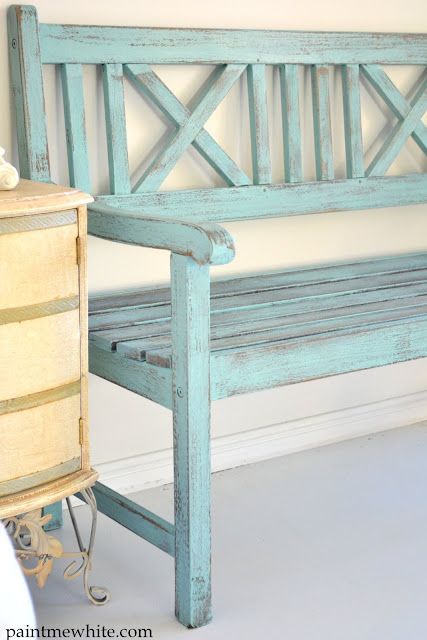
xmin=171 ymin=253 xmax=212 ymax=628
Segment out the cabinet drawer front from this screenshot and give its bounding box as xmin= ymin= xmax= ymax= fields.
xmin=0 ymin=393 xmax=81 ymax=493
xmin=0 ymin=214 xmax=78 ymax=309
xmin=0 ymin=310 xmax=81 ymax=402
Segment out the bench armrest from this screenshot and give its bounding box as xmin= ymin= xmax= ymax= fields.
xmin=88 ymin=202 xmax=235 ymax=266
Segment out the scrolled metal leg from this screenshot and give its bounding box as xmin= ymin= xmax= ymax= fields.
xmin=65 ymin=488 xmax=110 ymax=605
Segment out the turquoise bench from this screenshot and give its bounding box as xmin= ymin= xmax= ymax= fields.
xmin=8 ymin=5 xmax=427 ymax=627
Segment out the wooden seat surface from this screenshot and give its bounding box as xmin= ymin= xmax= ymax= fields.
xmin=89 ymin=252 xmax=427 ymax=370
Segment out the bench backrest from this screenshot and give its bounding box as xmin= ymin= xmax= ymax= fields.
xmin=8 ymin=5 xmax=427 ymax=222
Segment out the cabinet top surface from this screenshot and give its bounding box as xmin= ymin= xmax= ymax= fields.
xmin=0 ymin=179 xmax=93 ymax=217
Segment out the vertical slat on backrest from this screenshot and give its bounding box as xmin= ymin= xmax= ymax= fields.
xmin=103 ymin=64 xmax=131 ymax=194
xmin=280 ymin=64 xmax=303 ymax=183
xmin=342 ymin=65 xmax=364 ymax=178
xmin=311 ymin=65 xmax=334 ymax=180
xmin=61 ymin=64 xmax=91 ymax=193
xmin=247 ymin=64 xmax=272 ymax=184
xmin=8 ymin=5 xmax=50 ymax=181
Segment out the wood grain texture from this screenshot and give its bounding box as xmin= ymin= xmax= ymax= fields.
xmin=124 ymin=63 xmax=251 ymax=187
xmin=311 ymin=65 xmax=334 ymax=180
xmin=103 ymin=63 xmax=131 ymax=194
xmin=247 ymin=64 xmax=272 ymax=184
xmin=361 ymin=65 xmax=427 ymax=155
xmin=342 ymin=64 xmax=364 ymax=178
xmin=133 ymin=64 xmax=246 ymax=192
xmin=366 ymin=71 xmax=427 ymax=176
xmin=210 ymin=316 xmax=427 ymax=399
xmin=93 ymin=482 xmax=175 ymax=556
xmin=280 ymin=64 xmax=303 ymax=183
xmin=39 ymin=24 xmax=427 ymax=65
xmin=8 ymin=9 xmax=427 ymax=628
xmin=89 ymin=343 xmax=172 ymax=409
xmin=171 ymin=255 xmax=212 ymax=628
xmin=88 ymin=202 xmax=235 ymax=265
xmin=8 ymin=5 xmax=50 ymax=182
xmin=95 ymin=173 xmax=427 ymax=223
xmin=61 ymin=63 xmax=91 ymax=192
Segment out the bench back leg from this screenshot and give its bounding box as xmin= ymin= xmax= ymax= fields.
xmin=171 ymin=254 xmax=212 ymax=628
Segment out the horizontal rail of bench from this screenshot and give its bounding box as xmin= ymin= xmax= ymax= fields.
xmin=38 ymin=24 xmax=427 ymax=65
xmin=89 ymin=343 xmax=172 ymax=409
xmin=208 ymin=315 xmax=427 ymax=399
xmin=94 ymin=175 xmax=427 ymax=223
xmin=90 ymin=313 xmax=427 ymax=400
xmin=91 ymin=482 xmax=175 ymax=556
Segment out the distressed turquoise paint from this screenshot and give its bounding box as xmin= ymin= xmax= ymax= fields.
xmin=102 ymin=63 xmax=131 ymax=194
xmin=133 ymin=64 xmax=246 ymax=192
xmin=89 ymin=343 xmax=172 ymax=409
xmin=342 ymin=64 xmax=364 ymax=178
xmin=8 ymin=5 xmax=50 ymax=181
xmin=88 ymin=202 xmax=235 ymax=265
xmin=361 ymin=65 xmax=427 ymax=155
xmin=311 ymin=65 xmax=334 ymax=180
xmin=92 ymin=482 xmax=175 ymax=555
xmin=61 ymin=63 xmax=91 ymax=192
xmin=280 ymin=64 xmax=303 ymax=183
xmin=366 ymin=73 xmax=427 ymax=176
xmin=8 ymin=8 xmax=427 ymax=629
xmin=42 ymin=501 xmax=63 ymax=531
xmin=38 ymin=24 xmax=427 ymax=65
xmin=247 ymin=64 xmax=272 ymax=184
xmin=171 ymin=255 xmax=212 ymax=628
xmin=210 ymin=316 xmax=427 ymax=399
xmin=95 ymin=174 xmax=427 ymax=222
xmin=124 ymin=64 xmax=250 ymax=187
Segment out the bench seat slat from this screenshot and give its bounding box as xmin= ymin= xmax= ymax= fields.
xmin=210 ymin=316 xmax=427 ymax=399
xmin=90 ymin=289 xmax=427 ymax=353
xmin=89 ymin=260 xmax=427 ymax=331
xmin=89 ymin=279 xmax=427 ymax=333
xmin=89 ymin=252 xmax=427 ymax=314
xmin=88 ymin=253 xmax=427 ymax=367
xmin=118 ymin=301 xmax=427 ymax=364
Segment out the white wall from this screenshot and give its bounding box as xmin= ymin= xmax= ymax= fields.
xmin=1 ymin=0 xmax=426 ymax=489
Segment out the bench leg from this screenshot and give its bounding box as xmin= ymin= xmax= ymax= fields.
xmin=171 ymin=254 xmax=212 ymax=628
xmin=42 ymin=500 xmax=63 ymax=531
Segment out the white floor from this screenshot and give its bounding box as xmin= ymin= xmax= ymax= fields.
xmin=29 ymin=422 xmax=427 ymax=640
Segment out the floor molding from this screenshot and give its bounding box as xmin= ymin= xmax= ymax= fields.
xmin=95 ymin=391 xmax=427 ymax=496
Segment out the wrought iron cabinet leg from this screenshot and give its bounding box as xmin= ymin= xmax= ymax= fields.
xmin=67 ymin=488 xmax=110 ymax=605
xmin=171 ymin=254 xmax=212 ymax=628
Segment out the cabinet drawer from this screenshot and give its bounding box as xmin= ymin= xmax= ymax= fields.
xmin=0 ymin=213 xmax=78 ymax=309
xmin=0 ymin=309 xmax=81 ymax=402
xmin=0 ymin=393 xmax=81 ymax=496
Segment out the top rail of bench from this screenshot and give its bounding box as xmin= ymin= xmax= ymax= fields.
xmin=37 ymin=25 xmax=427 ymax=66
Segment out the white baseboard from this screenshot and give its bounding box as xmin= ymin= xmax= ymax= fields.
xmin=95 ymin=391 xmax=427 ymax=496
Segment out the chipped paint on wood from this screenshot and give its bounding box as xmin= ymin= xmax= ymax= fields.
xmin=8 ymin=6 xmax=427 ymax=629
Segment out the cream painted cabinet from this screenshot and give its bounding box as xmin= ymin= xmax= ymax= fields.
xmin=0 ymin=180 xmax=97 ymax=518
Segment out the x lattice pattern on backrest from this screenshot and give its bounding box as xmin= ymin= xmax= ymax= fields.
xmin=8 ymin=6 xmax=427 ymax=220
